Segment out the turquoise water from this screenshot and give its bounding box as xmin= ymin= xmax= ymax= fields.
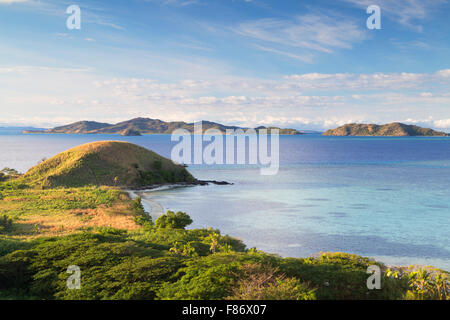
xmin=1 ymin=133 xmax=449 ymax=270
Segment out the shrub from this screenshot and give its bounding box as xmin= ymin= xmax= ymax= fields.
xmin=152 ymin=160 xmax=163 ymax=170
xmin=94 ymin=226 xmax=127 ymax=236
xmin=155 ymin=211 xmax=193 ymax=229
xmin=403 ymin=268 xmax=448 ymax=300
xmin=0 ymin=168 xmax=20 ymax=181
xmin=226 ymin=263 xmax=316 ymax=300
xmin=156 ymin=252 xmax=279 ymax=300
xmin=133 ymin=197 xmax=153 ymax=228
xmin=0 ymin=214 xmax=13 ymax=233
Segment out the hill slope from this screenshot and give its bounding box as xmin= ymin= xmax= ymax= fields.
xmin=24 ymin=121 xmax=112 ymax=134
xmin=23 ymin=117 xmax=303 ymax=135
xmin=323 ymin=122 xmax=448 ymax=136
xmin=23 ymin=141 xmax=194 ymax=188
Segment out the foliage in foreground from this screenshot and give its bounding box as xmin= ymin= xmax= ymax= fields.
xmin=0 ymin=212 xmax=447 ymax=300
xmin=0 ymin=177 xmax=448 ymax=300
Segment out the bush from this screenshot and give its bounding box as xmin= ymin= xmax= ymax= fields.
xmin=227 ymin=263 xmax=316 ymax=300
xmin=0 ymin=168 xmax=20 ymax=180
xmin=152 ymin=160 xmax=163 ymax=170
xmin=156 ymin=252 xmax=279 ymax=300
xmin=0 ymin=215 xmax=13 ymax=233
xmin=155 ymin=211 xmax=193 ymax=229
xmin=132 ymin=197 xmax=153 ymax=228
xmin=384 ymin=267 xmax=449 ymax=300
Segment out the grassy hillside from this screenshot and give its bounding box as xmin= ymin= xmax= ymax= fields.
xmin=323 ymin=122 xmax=448 ymax=136
xmin=23 ymin=121 xmax=112 ymax=134
xmin=23 ymin=141 xmax=194 ymax=188
xmin=0 ymin=184 xmax=142 ymax=239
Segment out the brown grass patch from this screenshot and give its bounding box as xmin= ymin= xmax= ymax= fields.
xmin=11 ymin=201 xmax=140 ymax=239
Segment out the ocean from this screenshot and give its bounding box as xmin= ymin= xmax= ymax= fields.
xmin=1 ymin=133 xmax=449 ymax=270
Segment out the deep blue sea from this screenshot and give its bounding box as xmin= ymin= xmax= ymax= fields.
xmin=1 ymin=133 xmax=449 ymax=270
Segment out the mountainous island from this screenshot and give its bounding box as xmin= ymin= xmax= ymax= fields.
xmin=23 ymin=117 xmax=303 ymax=135
xmin=323 ymin=122 xmax=449 ymax=136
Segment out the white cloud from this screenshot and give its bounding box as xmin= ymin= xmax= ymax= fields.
xmin=284 ymin=70 xmax=450 ymax=90
xmin=253 ymin=45 xmax=314 ymax=63
xmin=0 ymin=0 xmax=28 ymax=4
xmin=232 ymin=13 xmax=366 ymax=61
xmin=434 ymin=119 xmax=450 ymax=128
xmin=146 ymin=0 xmax=199 ymax=6
xmin=436 ymin=69 xmax=450 ymax=78
xmin=0 ymin=0 xmax=125 ymax=31
xmin=1 ymin=66 xmax=450 ymax=130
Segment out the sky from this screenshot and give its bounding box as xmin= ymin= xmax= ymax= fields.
xmin=0 ymin=0 xmax=449 ymax=131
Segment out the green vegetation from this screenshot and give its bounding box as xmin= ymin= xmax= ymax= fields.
xmin=0 ymin=178 xmax=447 ymax=300
xmin=132 ymin=197 xmax=153 ymax=228
xmin=0 ymin=181 xmax=142 ymax=238
xmin=22 ymin=141 xmax=195 ymax=188
xmin=0 ymin=213 xmax=447 ymax=300
xmin=323 ymin=122 xmax=448 ymax=136
xmin=0 ymin=168 xmax=21 ymax=182
xmin=0 ymin=214 xmax=13 ymax=233
xmin=154 ymin=211 xmax=193 ymax=229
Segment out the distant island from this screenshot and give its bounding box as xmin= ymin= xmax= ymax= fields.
xmin=120 ymin=128 xmax=142 ymax=136
xmin=323 ymin=122 xmax=449 ymax=137
xmin=23 ymin=117 xmax=303 ymax=135
xmin=0 ymin=126 xmax=45 ymax=135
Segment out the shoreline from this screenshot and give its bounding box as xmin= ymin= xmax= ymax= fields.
xmin=127 ymin=185 xmax=450 ymax=272
xmin=124 ymin=185 xmax=450 ymax=272
xmin=126 ymin=189 xmax=165 ymax=219
xmin=125 ymin=182 xmax=210 ymax=219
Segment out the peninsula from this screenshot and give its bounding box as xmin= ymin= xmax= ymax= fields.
xmin=23 ymin=141 xmax=228 ymax=189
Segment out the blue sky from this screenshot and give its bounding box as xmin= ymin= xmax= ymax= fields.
xmin=0 ymin=0 xmax=449 ymax=130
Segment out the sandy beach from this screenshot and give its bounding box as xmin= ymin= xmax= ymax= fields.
xmin=126 ymin=184 xmax=194 ymax=219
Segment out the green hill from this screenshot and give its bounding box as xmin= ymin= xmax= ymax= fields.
xmin=23 ymin=141 xmax=194 ymax=188
xmin=323 ymin=122 xmax=448 ymax=136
